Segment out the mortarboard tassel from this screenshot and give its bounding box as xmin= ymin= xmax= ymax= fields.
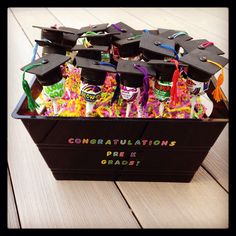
xmin=170 ymin=59 xmax=180 ymax=106
xmin=82 ymin=35 xmax=92 ymax=48
xmin=111 ymin=24 xmax=125 ymax=32
xmin=133 ymin=64 xmax=149 ymax=108
xmin=111 ymin=73 xmax=120 ymax=104
xmin=21 ymin=62 xmax=45 ymax=111
xmin=168 ymin=31 xmax=188 ymax=39
xmin=158 ymin=44 xmax=179 ymax=61
xmin=206 ymin=59 xmax=225 ymax=102
xmin=82 ymin=31 xmax=98 ymax=48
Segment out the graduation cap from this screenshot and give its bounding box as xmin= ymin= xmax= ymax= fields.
xmin=178 ymin=39 xmax=225 ymax=55
xmin=113 ymin=32 xmax=143 ymax=58
xmin=75 ymin=57 xmax=116 ymax=85
xmin=35 ymin=39 xmax=67 ymax=55
xmin=139 ymin=33 xmax=178 ymax=61
xmin=179 ymin=48 xmax=228 ymax=82
xmin=148 ymin=59 xmax=189 ymax=104
xmin=72 ymin=45 xmax=109 ymax=61
xmin=33 ymin=25 xmax=76 ymax=45
xmin=106 ymin=22 xmax=141 ymax=40
xmin=78 ymin=32 xmax=120 ymax=46
xmin=148 ymin=59 xmax=188 ymax=82
xmin=77 ymin=23 xmax=109 ymax=35
xmin=117 ymin=59 xmax=156 ymax=88
xmin=21 ymin=53 xmax=70 ymax=86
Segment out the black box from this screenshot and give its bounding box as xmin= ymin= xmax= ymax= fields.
xmin=12 ymin=78 xmax=228 ymax=182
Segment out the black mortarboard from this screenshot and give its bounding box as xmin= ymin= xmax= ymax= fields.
xmin=58 ymin=26 xmax=81 ymax=48
xmin=139 ymin=33 xmax=177 ymax=60
xmin=117 ymin=59 xmax=156 ymax=87
xmin=113 ymin=33 xmax=143 ymax=58
xmin=59 ymin=26 xmax=81 ymax=34
xmin=75 ymin=57 xmax=116 ymax=85
xmin=33 ymin=25 xmax=75 ymax=44
xmin=106 ymin=22 xmax=140 ymax=40
xmin=179 ymin=48 xmax=228 ymax=82
xmin=178 ymin=39 xmax=225 ymax=55
xmin=77 ymin=23 xmax=109 ymax=35
xmin=78 ymin=32 xmax=120 ymax=46
xmin=158 ymin=30 xmax=192 ymax=43
xmin=148 ymin=59 xmax=188 ymax=82
xmin=35 ymin=39 xmax=67 ymax=55
xmin=21 ymin=54 xmax=70 ymax=86
xmin=72 ymin=45 xmax=109 ymax=61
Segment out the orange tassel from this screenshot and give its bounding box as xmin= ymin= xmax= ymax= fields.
xmin=206 ymin=59 xmax=225 ymax=103
xmin=212 ymin=72 xmax=224 ymax=102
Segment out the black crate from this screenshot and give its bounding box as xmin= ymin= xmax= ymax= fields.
xmin=12 ymin=78 xmax=228 ymax=182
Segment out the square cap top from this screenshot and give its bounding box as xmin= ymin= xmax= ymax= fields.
xmin=117 ymin=59 xmax=156 ymax=87
xmin=179 ymin=48 xmax=228 ymax=82
xmin=78 ymin=32 xmax=120 ymax=46
xmin=35 ymin=39 xmax=67 ymax=55
xmin=143 ymin=29 xmax=159 ymax=35
xmin=75 ymin=57 xmax=116 ymax=85
xmin=21 ymin=53 xmax=70 ymax=86
xmin=106 ymin=22 xmax=140 ymax=40
xmin=139 ymin=33 xmax=177 ymax=60
xmin=178 ymin=39 xmax=225 ymax=55
xmin=72 ymin=45 xmax=109 ymax=61
xmin=33 ymin=25 xmax=76 ymax=45
xmin=158 ymin=29 xmax=192 ymax=44
xmin=58 ymin=26 xmax=81 ymax=34
xmin=77 ymin=23 xmax=109 ymax=35
xmin=148 ymin=59 xmax=188 ymax=82
xmin=33 ymin=25 xmax=76 ymax=34
xmin=72 ymin=44 xmax=109 ymax=52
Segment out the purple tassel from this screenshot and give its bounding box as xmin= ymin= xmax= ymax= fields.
xmin=134 ymin=64 xmax=149 ymax=108
xmin=111 ymin=73 xmax=120 ymax=104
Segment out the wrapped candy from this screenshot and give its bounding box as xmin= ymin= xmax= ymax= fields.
xmin=148 ymin=59 xmax=188 ymax=116
xmin=75 ymin=57 xmax=117 ymax=117
xmin=20 ymin=54 xmax=71 ymax=115
xmin=116 ymin=60 xmax=156 ymax=118
xmin=179 ymin=48 xmax=228 ymax=117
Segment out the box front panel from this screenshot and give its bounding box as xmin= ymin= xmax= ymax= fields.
xmin=39 ymin=146 xmax=209 ymax=174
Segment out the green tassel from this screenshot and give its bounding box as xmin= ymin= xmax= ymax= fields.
xmin=21 ymin=62 xmax=44 ymax=112
xmin=22 ymin=77 xmax=39 ymax=111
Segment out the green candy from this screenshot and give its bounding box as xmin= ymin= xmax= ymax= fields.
xmin=154 ymin=81 xmax=172 ymax=102
xmin=43 ymin=78 xmax=65 ymax=99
